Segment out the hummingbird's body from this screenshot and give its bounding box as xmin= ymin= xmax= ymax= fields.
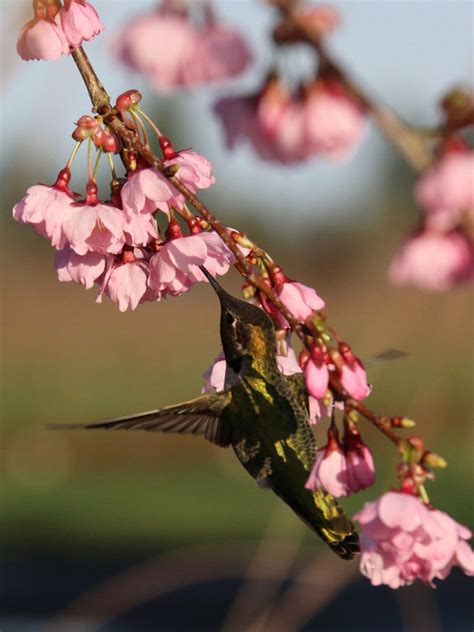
xmin=57 ymin=269 xmax=359 ymax=559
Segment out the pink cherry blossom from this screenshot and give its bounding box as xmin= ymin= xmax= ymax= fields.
xmin=165 ymin=150 xmax=215 ymax=193
xmin=148 ymin=231 xmax=234 ymax=298
xmin=17 ymin=12 xmax=69 ymax=61
xmin=354 ymin=491 xmax=474 ymax=588
xmin=114 ymin=12 xmax=201 ymax=92
xmin=281 ymin=281 xmax=325 ymax=320
xmin=389 ymin=230 xmax=474 ymax=291
xmin=114 ymin=3 xmax=250 ymax=92
xmin=415 ymin=151 xmax=474 ymax=230
xmin=121 ymin=168 xmax=181 ymax=217
xmin=55 ymin=247 xmax=107 ymax=290
xmin=198 ymin=24 xmax=251 ymax=82
xmin=304 ymin=358 xmax=329 ymax=399
xmin=343 ymin=426 xmax=375 ymax=492
xmin=123 ymin=212 xmax=158 ymax=247
xmin=339 ymin=361 xmax=371 ymax=400
xmin=63 ymin=202 xmax=125 ymax=255
xmin=215 ymin=76 xmax=367 ymax=164
xmin=304 ymin=80 xmax=367 ymax=160
xmin=60 ymin=0 xmax=104 ymax=49
xmin=105 ymin=260 xmax=149 ymax=312
xmin=305 ymin=429 xmax=348 ymax=497
xmin=13 ymin=184 xmax=74 ymax=249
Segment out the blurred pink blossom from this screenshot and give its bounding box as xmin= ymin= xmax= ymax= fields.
xmin=354 ymin=491 xmax=474 ymax=588
xmin=17 ymin=12 xmax=69 ymax=62
xmin=415 ymin=150 xmax=474 ymax=230
xmin=304 ymin=79 xmax=367 ymax=160
xmin=60 ymin=0 xmax=104 ymax=49
xmin=63 ymin=202 xmax=125 ymax=255
xmin=13 ymin=184 xmax=74 ymax=249
xmin=148 ymin=231 xmax=234 ymax=297
xmin=389 ymin=230 xmax=473 ymax=291
xmin=114 ymin=3 xmax=250 ymax=92
xmin=214 ymin=77 xmax=367 ymax=164
xmin=197 ymin=23 xmax=251 ymax=82
xmin=55 ymin=246 xmax=107 ymax=290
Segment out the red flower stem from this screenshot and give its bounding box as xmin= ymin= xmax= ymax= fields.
xmin=271 ymin=0 xmax=433 ymax=173
xmin=345 ymin=398 xmax=401 ymax=446
xmin=70 ymin=46 xmax=407 ymax=449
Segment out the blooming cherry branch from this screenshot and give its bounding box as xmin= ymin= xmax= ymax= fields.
xmin=13 ymin=0 xmax=473 ymax=589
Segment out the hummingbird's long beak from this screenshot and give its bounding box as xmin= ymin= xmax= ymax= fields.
xmin=199 ymin=265 xmax=227 ymax=298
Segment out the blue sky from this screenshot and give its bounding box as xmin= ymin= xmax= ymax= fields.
xmin=1 ymin=1 xmax=472 ymax=226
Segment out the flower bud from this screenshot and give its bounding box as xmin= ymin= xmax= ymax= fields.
xmin=160 ymin=136 xmax=178 ymax=160
xmin=116 ymin=89 xmax=142 ymax=113
xmin=423 ymin=451 xmax=448 ymax=469
xmin=391 ymin=416 xmax=416 ymax=429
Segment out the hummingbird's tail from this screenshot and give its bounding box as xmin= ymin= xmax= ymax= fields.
xmin=308 ymin=489 xmax=359 ymax=560
xmin=275 ymin=486 xmax=359 ymax=560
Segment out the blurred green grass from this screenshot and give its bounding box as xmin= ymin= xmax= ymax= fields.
xmin=1 ymin=207 xmax=473 ymax=555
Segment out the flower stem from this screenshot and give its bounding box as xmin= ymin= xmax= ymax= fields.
xmin=66 ymin=141 xmax=82 ymax=169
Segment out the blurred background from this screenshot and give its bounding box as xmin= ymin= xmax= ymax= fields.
xmin=1 ymin=1 xmax=473 ymax=630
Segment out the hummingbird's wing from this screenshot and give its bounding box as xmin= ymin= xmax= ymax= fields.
xmin=52 ymin=392 xmax=232 ymax=447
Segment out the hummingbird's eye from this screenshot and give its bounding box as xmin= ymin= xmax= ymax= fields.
xmin=225 ymin=312 xmax=235 ymax=325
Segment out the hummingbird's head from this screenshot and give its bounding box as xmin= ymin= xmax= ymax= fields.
xmin=201 ymin=267 xmax=276 ymax=374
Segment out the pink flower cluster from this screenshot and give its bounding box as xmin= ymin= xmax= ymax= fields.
xmin=389 ymin=146 xmax=474 ymax=291
xmin=304 ymin=341 xmax=371 ymax=402
xmin=214 ymin=75 xmax=367 ymax=164
xmin=114 ymin=1 xmax=251 ymax=92
xmin=305 ymin=425 xmax=375 ymax=497
xmin=354 ymin=491 xmax=474 ymax=588
xmin=13 ymin=148 xmax=234 ymax=311
xmin=17 ymin=0 xmax=103 ymax=61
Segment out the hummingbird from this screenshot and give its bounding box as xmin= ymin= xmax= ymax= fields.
xmin=56 ymin=268 xmax=359 ymax=560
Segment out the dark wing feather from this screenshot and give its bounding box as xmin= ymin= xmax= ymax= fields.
xmin=52 ymin=392 xmax=232 ymax=447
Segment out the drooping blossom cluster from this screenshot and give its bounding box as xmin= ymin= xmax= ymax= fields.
xmin=17 ymin=0 xmax=103 ymax=61
xmin=13 ymin=0 xmax=474 ymax=593
xmin=215 ymin=74 xmax=367 ymax=164
xmin=354 ymin=491 xmax=474 ymax=588
xmin=213 ymin=4 xmax=367 ymax=164
xmin=114 ymin=0 xmax=251 ymax=92
xmin=389 ymin=137 xmax=474 ymax=291
xmin=305 ymin=423 xmax=375 ymax=497
xmin=13 ymin=93 xmax=234 ymax=311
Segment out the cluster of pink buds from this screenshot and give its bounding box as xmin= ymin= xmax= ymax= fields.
xmin=13 ymin=91 xmax=234 ymax=311
xmin=305 ymin=419 xmax=375 ymax=497
xmin=114 ymin=0 xmax=251 ymax=92
xmin=72 ymin=116 xmax=121 ymax=153
xmin=215 ymin=73 xmax=367 ymax=164
xmin=389 ymin=92 xmax=474 ymax=291
xmin=17 ymin=0 xmax=103 ymax=61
